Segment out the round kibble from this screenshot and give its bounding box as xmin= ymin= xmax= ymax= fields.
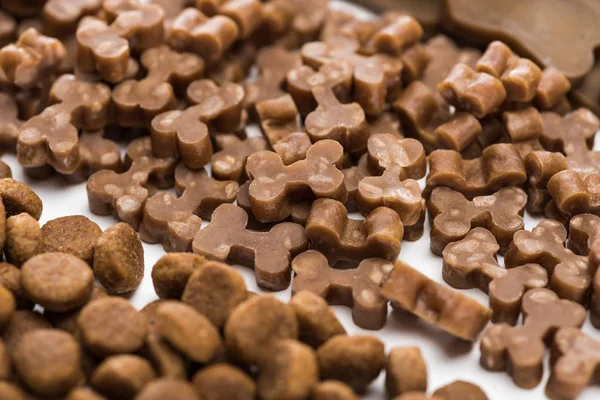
xmin=41 ymin=216 xmax=102 ymax=264
xmin=21 ymin=252 xmax=94 ymax=312
xmin=312 ymin=381 xmax=359 ymax=400
xmin=2 ymin=310 xmax=52 ymax=349
xmin=224 ymin=295 xmax=298 ymax=366
xmin=152 ymin=253 xmax=206 ymax=299
xmin=289 ymin=290 xmax=346 ymax=348
xmin=0 ymin=178 xmax=43 ymax=219
xmin=0 ymin=282 xmax=15 ymax=329
xmin=432 ymin=381 xmax=489 ymax=400
xmin=155 ymin=301 xmax=222 ymax=364
xmin=0 ymin=338 xmax=10 ymax=380
xmin=5 ymin=213 xmax=42 ymax=266
xmin=0 ymin=382 xmax=28 ymax=400
xmin=78 ymin=297 xmax=147 ymax=357
xmin=94 ymin=222 xmax=144 ymax=294
xmin=317 ymin=335 xmax=385 ymax=393
xmin=135 ymin=379 xmax=199 ymax=400
xmin=45 ymin=286 xmax=108 ymax=334
xmin=386 ymin=347 xmax=427 ymax=398
xmin=91 ymin=355 xmax=156 ymax=400
xmin=258 ymin=339 xmax=319 ymax=400
xmin=67 ymin=388 xmax=109 ymax=400
xmin=0 ymin=262 xmax=30 ymax=309
xmin=192 ymin=363 xmax=256 ymax=400
xmin=12 ymin=329 xmax=81 ymax=396
xmin=181 ymin=261 xmax=247 ymax=328
xmin=144 ymin=332 xmax=187 ymax=379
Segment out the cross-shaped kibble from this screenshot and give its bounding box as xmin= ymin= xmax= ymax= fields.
xmin=0 ymin=92 xmax=23 ymax=150
xmin=192 ymin=203 xmax=308 ymax=291
xmin=112 ymin=45 xmax=205 ymax=127
xmin=291 ymin=249 xmax=393 ymax=330
xmin=480 ymin=288 xmax=586 ymax=389
xmin=246 ymin=140 xmax=347 ymax=223
xmin=86 ymin=137 xmax=176 ymax=230
xmin=76 ymin=0 xmax=165 ymax=83
xmin=139 ymin=164 xmax=239 ymax=252
xmin=306 ymin=198 xmax=403 ymax=263
xmin=212 ymin=134 xmax=268 ymax=182
xmin=429 ymin=186 xmax=526 ymax=256
xmin=442 ymin=228 xmax=547 ymax=325
xmin=17 ymin=74 xmax=111 ymax=174
xmin=505 ymin=219 xmax=593 ymax=304
xmin=502 ymin=107 xmax=544 ymax=158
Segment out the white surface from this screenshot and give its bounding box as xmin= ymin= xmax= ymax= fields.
xmin=5 ymin=1 xmax=600 ymax=398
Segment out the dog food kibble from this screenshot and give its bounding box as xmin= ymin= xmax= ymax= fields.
xmin=2 ymin=310 xmax=52 ymax=349
xmin=41 ymin=216 xmax=102 ymax=264
xmin=0 ymin=179 xmax=43 ymax=219
xmin=386 ymin=347 xmax=428 ymax=398
xmin=91 ymin=355 xmax=157 ymax=400
xmin=5 ymin=213 xmax=42 ymax=266
xmin=93 ymin=222 xmax=145 ymax=294
xmin=312 ymin=381 xmax=359 ymax=400
xmin=0 ymin=382 xmax=28 ymax=400
xmin=67 ymin=388 xmax=110 ymax=400
xmin=135 ymin=379 xmax=199 ymax=400
xmin=78 ymin=297 xmax=147 ymax=357
xmin=152 ymin=253 xmax=207 ymax=299
xmin=192 ymin=364 xmax=256 ymax=400
xmin=21 ymin=252 xmax=94 ymax=312
xmin=0 ymin=283 xmax=15 ymax=329
xmin=432 ymin=381 xmax=489 ymax=400
xmin=0 ymin=262 xmax=30 ymax=309
xmin=44 ymin=286 xmax=108 ymax=335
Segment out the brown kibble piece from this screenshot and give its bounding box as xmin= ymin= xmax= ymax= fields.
xmin=0 ymin=337 xmax=10 ymax=379
xmin=381 ymin=261 xmax=492 ymax=341
xmin=192 ymin=363 xmax=256 ymax=400
xmin=17 ymin=74 xmax=111 ymax=174
xmin=94 ymin=222 xmax=144 ymax=294
xmin=421 ymin=34 xmax=481 ymax=89
xmin=181 ymin=261 xmax=247 ymax=329
xmin=292 ymin=250 xmax=392 ymax=330
xmin=66 ymin=130 xmax=122 ymax=183
xmin=535 ymin=67 xmax=571 ymax=110
xmin=136 ymin=379 xmax=199 ymax=400
xmin=212 ymin=134 xmax=268 ymax=182
xmin=224 ymin=295 xmax=298 ymax=366
xmin=524 ymin=151 xmax=568 ymax=214
xmin=312 ymin=381 xmax=359 ymax=400
xmin=91 ymin=355 xmax=156 ymax=400
xmin=258 ymin=339 xmax=319 ymax=400
xmin=480 ymin=288 xmax=586 ymax=388
xmin=2 ymin=310 xmax=51 ymax=350
xmin=428 ymin=186 xmax=526 ymax=255
xmin=317 ymin=335 xmax=385 ymax=393
xmin=386 ymin=347 xmax=427 ymax=398
xmin=193 ymin=204 xmax=307 ymax=290
xmin=343 ymin=154 xmax=371 ymax=213
xmin=41 ymin=216 xmax=101 ymax=264
xmin=0 ymin=283 xmax=15 ymax=329
xmin=21 ymin=252 xmax=94 ymax=312
xmin=44 ymin=285 xmax=107 ymax=335
xmin=78 ymin=297 xmax=147 ymax=357
xmin=505 ymin=219 xmax=592 ymax=304
xmin=246 ymin=140 xmax=346 ymax=223
xmin=364 ymin=14 xmax=423 ymax=56
xmin=433 ymin=381 xmax=488 ymax=400
xmin=87 ymin=137 xmax=176 ymax=230
xmin=12 ymin=329 xmax=81 ymax=396
xmin=306 ymin=198 xmax=403 ymax=263
xmin=367 ymin=134 xmax=428 ymax=180
xmin=0 ymin=262 xmax=29 ymax=309
xmin=5 ymin=213 xmax=42 ymax=266
xmin=152 ymin=253 xmax=207 ymax=299
xmin=67 ymin=387 xmax=108 ymax=400
xmin=139 ymin=164 xmax=238 ymax=252
xmin=569 ymin=213 xmax=600 ymax=255
xmin=0 ymin=382 xmax=28 ymax=400
xmin=0 ymin=178 xmax=43 ymax=220
xmin=42 ymin=0 xmax=102 ymax=36
xmin=502 ymin=107 xmax=544 ymax=159
xmin=289 ymin=290 xmax=346 ymax=348
xmin=443 ymin=228 xmax=547 ymax=325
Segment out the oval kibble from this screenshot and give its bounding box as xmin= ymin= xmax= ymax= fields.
xmin=0 ymin=283 xmax=15 ymax=330
xmin=192 ymin=363 xmax=256 ymax=400
xmin=181 ymin=261 xmax=247 ymax=328
xmin=289 ymin=290 xmax=346 ymax=348
xmin=224 ymin=295 xmax=299 ymax=366
xmin=386 ymin=347 xmax=428 ymax=398
xmin=21 ymin=252 xmax=94 ymax=312
xmin=12 ymin=329 xmax=81 ymax=396
xmin=152 ymin=253 xmax=207 ymax=299
xmin=317 ymin=335 xmax=386 ymax=393
xmin=91 ymin=355 xmax=156 ymax=400
xmin=78 ymin=297 xmax=147 ymax=357
xmin=5 ymin=213 xmax=42 ymax=266
xmin=134 ymin=379 xmax=199 ymax=400
xmin=0 ymin=178 xmax=43 ymax=219
xmin=41 ymin=216 xmax=102 ymax=264
xmin=67 ymin=388 xmax=109 ymax=400
xmin=312 ymin=381 xmax=359 ymax=400
xmin=94 ymin=223 xmax=144 ymax=294
xmin=2 ymin=310 xmax=52 ymax=349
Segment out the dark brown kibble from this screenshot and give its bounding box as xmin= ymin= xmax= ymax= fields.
xmin=78 ymin=297 xmax=147 ymax=357
xmin=192 ymin=363 xmax=256 ymax=400
xmin=94 ymin=223 xmax=144 ymax=294
xmin=135 ymin=379 xmax=199 ymax=400
xmin=289 ymin=291 xmax=346 ymax=348
xmin=152 ymin=253 xmax=207 ymax=299
xmin=0 ymin=178 xmax=43 ymax=219
xmin=312 ymin=381 xmax=359 ymax=400
xmin=41 ymin=216 xmax=102 ymax=264
xmin=21 ymin=252 xmax=94 ymax=312
xmin=386 ymin=347 xmax=428 ymax=398
xmin=91 ymin=355 xmax=157 ymax=400
xmin=5 ymin=213 xmax=42 ymax=266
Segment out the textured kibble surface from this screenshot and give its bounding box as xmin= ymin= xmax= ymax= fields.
xmin=41 ymin=215 xmax=102 ymax=264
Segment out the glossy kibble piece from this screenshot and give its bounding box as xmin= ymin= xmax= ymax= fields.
xmin=0 ymin=178 xmax=43 ymax=220
xmin=433 ymin=381 xmax=488 ymax=400
xmin=91 ymin=355 xmax=156 ymax=400
xmin=367 ymin=134 xmax=426 ymax=179
xmin=0 ymin=283 xmax=15 ymax=329
xmin=94 ymin=222 xmax=144 ymax=294
xmin=41 ymin=216 xmax=101 ymax=264
xmin=152 ymin=253 xmax=207 ymax=299
xmin=192 ymin=363 xmax=256 ymax=400
xmin=5 ymin=213 xmax=41 ymax=266
xmin=312 ymin=381 xmax=359 ymax=400
xmin=535 ymin=67 xmax=571 ymax=110
xmin=212 ymin=134 xmax=268 ymax=182
xmin=289 ymin=291 xmax=346 ymax=348
xmin=503 ymin=107 xmax=544 ymax=158
xmin=523 ymin=150 xmax=568 ymax=213
xmin=78 ymin=297 xmax=147 ymax=357
xmin=568 ymin=213 xmax=600 ymax=255
xmin=135 ymin=379 xmax=199 ymax=400
xmin=386 ymin=347 xmax=427 ymax=398
xmin=21 ymin=252 xmax=94 ymax=312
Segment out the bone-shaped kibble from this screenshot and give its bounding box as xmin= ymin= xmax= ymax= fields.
xmin=569 ymin=214 xmax=600 ymax=256
xmin=479 ymin=288 xmax=586 ymax=389
xmin=535 ymin=67 xmax=571 ymax=111
xmin=505 ymin=219 xmax=593 ymax=304
xmin=476 ymin=41 xmax=542 ymax=103
xmin=306 ymin=198 xmax=403 ymax=263
xmin=76 ymin=1 xmax=165 ymax=83
xmin=87 ymin=137 xmax=176 ymax=230
xmin=255 ymin=94 xmax=311 ymax=165
xmin=502 ymin=107 xmax=544 ymax=159
xmin=112 ymin=45 xmax=205 ymax=127
xmin=66 ymin=130 xmax=122 ymax=184
xmin=305 ymin=86 xmax=368 ymax=153
xmin=17 ymin=74 xmax=111 ymax=174
xmin=192 ymin=203 xmax=308 ymax=290
xmin=545 ymin=328 xmax=600 ymax=400
xmin=212 ymin=134 xmax=268 ymax=182
xmin=291 ymin=250 xmax=393 ymax=330
xmin=442 ymin=228 xmax=547 ymax=325
xmin=437 ymin=63 xmax=506 ymax=118
xmin=0 ymin=92 xmax=23 ymax=150
xmin=524 ymin=150 xmax=568 ymax=214
xmin=427 ymin=143 xmax=526 ymax=199
xmin=362 ymin=14 xmax=422 ymax=57
xmin=151 ymin=79 xmax=245 ymax=169
xmin=139 ymin=164 xmax=239 ymax=252
xmin=0 ymin=28 xmax=66 ymax=89
xmin=302 ymin=35 xmax=403 ymax=116
xmin=246 ymin=140 xmax=347 ymax=223
xmin=42 ymin=0 xmax=103 ymax=36
xmin=429 ymin=186 xmax=526 ymax=256
xmin=367 ymin=133 xmax=427 ymax=179
xmin=381 ymin=260 xmax=492 ymax=341
xmin=421 ymin=34 xmax=481 ymax=89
